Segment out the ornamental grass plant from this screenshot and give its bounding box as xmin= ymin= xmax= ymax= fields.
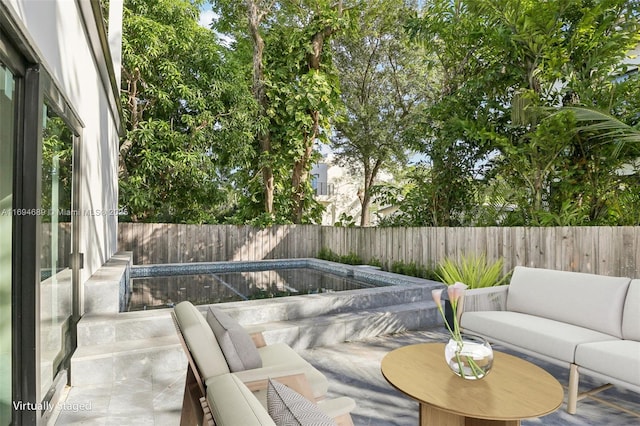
xmin=436 ymin=253 xmax=509 ymax=289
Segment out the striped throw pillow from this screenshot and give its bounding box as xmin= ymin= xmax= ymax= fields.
xmin=267 ymin=379 xmax=336 ymax=426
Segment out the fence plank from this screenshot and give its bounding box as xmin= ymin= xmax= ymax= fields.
xmin=117 ymin=224 xmax=640 ymax=278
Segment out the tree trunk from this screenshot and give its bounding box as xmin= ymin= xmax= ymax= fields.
xmin=119 ymin=67 xmax=143 ymax=179
xmin=291 ymin=140 xmax=315 ymax=224
xmin=360 ymin=192 xmax=371 ymax=227
xmin=247 ymin=0 xmax=274 ymax=215
xmin=359 ymin=159 xmax=381 ymax=227
xmin=290 ymin=21 xmax=337 ymax=223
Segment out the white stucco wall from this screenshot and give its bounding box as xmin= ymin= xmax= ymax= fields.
xmin=5 ymin=0 xmax=121 ymax=283
xmin=314 ymin=156 xmax=397 ymax=226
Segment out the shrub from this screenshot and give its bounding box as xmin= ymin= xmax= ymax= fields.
xmin=317 ymin=247 xmax=363 ymax=265
xmin=368 ymin=257 xmax=383 ymax=268
xmin=436 ymin=253 xmax=510 ymax=288
xmin=318 ymin=247 xmax=340 ymax=262
xmin=340 ymin=251 xmax=364 ymax=265
xmin=390 ymin=260 xmax=438 ymax=280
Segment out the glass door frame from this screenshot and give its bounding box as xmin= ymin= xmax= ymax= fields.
xmin=39 ymin=76 xmax=83 ymax=415
xmin=0 ymin=28 xmax=24 ymax=426
xmin=13 ymin=62 xmax=41 ymax=426
xmin=15 ymin=66 xmax=83 ymax=426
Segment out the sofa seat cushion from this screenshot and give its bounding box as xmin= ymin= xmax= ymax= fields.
xmin=207 ymin=306 xmax=262 ymax=372
xmin=575 ymin=340 xmax=640 ymax=387
xmin=461 ymin=311 xmax=618 ymax=363
xmin=267 ymin=379 xmax=336 ymax=426
xmin=207 ymin=373 xmax=276 ymax=426
xmin=257 ymin=343 xmax=329 ymax=399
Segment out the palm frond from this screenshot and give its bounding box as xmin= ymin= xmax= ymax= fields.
xmin=553 ymin=106 xmax=640 ymax=157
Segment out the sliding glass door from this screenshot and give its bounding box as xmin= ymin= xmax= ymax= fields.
xmin=1 ymin=30 xmax=83 ymax=424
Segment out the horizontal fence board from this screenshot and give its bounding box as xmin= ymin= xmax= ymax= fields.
xmin=117 ymin=224 xmax=640 ymax=278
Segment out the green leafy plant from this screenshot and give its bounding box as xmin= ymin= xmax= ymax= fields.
xmin=340 ymin=252 xmax=364 ymax=265
xmin=436 ymin=253 xmax=509 ymax=289
xmin=368 ymin=258 xmax=383 ymax=268
xmin=317 ymin=247 xmax=340 ymax=263
xmin=390 ymin=260 xmax=438 ymax=280
xmin=316 ymin=247 xmax=363 ymax=265
xmin=334 ymin=213 xmax=357 ymax=227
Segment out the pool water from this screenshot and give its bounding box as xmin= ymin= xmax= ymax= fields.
xmin=128 ymin=267 xmax=378 ymax=311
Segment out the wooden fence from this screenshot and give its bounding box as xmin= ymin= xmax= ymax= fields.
xmin=117 ymin=224 xmax=640 ymax=278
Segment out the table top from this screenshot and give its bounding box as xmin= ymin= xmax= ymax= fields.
xmin=381 ymin=343 xmax=564 ymax=421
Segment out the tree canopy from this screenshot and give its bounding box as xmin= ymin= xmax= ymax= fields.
xmin=120 ymin=0 xmax=640 ymax=227
xmin=119 ymin=0 xmax=257 ymax=223
xmin=331 ymin=0 xmax=433 ymax=226
xmin=384 ymin=0 xmax=640 ymax=226
xmin=212 ymin=0 xmax=355 ymax=225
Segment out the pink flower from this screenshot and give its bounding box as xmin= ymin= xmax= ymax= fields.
xmin=431 ymin=289 xmax=443 ymax=309
xmin=447 ymin=282 xmax=468 ymax=304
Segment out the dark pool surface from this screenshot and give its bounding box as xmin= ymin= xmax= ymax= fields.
xmin=128 ymin=267 xmax=378 ymax=311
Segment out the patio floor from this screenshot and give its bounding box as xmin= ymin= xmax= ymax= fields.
xmin=54 ymin=328 xmax=640 ymax=425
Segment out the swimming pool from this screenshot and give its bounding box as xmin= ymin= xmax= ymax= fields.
xmin=126 ymin=258 xmax=404 ymax=311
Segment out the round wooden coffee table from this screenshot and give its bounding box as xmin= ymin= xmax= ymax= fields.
xmin=381 ymin=343 xmax=564 ymax=426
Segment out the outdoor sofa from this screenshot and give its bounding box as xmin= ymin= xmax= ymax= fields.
xmin=460 ymin=266 xmax=640 ymax=414
xmin=172 ymin=300 xmax=355 ymax=425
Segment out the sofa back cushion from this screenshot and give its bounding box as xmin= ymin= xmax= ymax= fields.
xmin=622 ymin=280 xmax=640 ymax=341
xmin=506 ymin=266 xmax=630 ymax=338
xmin=174 ymin=301 xmax=230 ymax=380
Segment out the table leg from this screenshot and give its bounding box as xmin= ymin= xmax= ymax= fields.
xmin=420 ymin=403 xmax=464 ymax=425
xmin=420 ymin=404 xmax=520 ymax=426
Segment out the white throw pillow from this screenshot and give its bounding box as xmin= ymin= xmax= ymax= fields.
xmin=206 ymin=306 xmax=262 ymax=372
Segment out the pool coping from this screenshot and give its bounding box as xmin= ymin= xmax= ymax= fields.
xmin=130 ymin=258 xmax=435 ymax=288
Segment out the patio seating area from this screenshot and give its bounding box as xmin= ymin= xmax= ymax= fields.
xmin=53 ymin=326 xmax=639 ymax=425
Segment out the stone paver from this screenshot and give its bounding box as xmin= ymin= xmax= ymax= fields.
xmin=55 ymin=328 xmax=640 ymax=425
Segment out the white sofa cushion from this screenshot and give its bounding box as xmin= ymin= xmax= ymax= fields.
xmin=207 ymin=373 xmax=276 ymax=426
xmin=461 ymin=311 xmax=618 ymax=363
xmin=267 ymin=379 xmax=336 ymax=426
xmin=207 ymin=306 xmax=262 ymax=372
xmin=623 ymin=280 xmax=640 ymax=341
xmin=257 ymin=343 xmax=329 ymax=399
xmin=204 ymin=344 xmax=329 ymax=401
xmin=506 ymin=267 xmax=630 ymax=338
xmin=174 ymin=301 xmax=230 ymax=380
xmin=575 ymin=340 xmax=640 ymax=388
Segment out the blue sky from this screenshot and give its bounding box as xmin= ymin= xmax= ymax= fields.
xmin=198 ymin=2 xmax=216 ymax=28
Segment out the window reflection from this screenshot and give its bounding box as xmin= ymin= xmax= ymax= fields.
xmin=39 ymin=105 xmax=74 ymax=399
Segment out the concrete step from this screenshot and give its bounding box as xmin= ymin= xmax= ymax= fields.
xmin=70 ymin=335 xmax=185 ymax=386
xmin=254 ymin=300 xmax=441 ymax=350
xmin=70 ymin=281 xmax=442 ymax=386
xmin=77 ymin=309 xmax=176 ymax=347
xmin=203 ymin=282 xmax=439 ymax=326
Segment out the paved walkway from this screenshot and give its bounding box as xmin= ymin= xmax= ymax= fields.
xmin=302 ymin=329 xmax=640 ymax=426
xmin=54 ymin=328 xmax=640 ymax=425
